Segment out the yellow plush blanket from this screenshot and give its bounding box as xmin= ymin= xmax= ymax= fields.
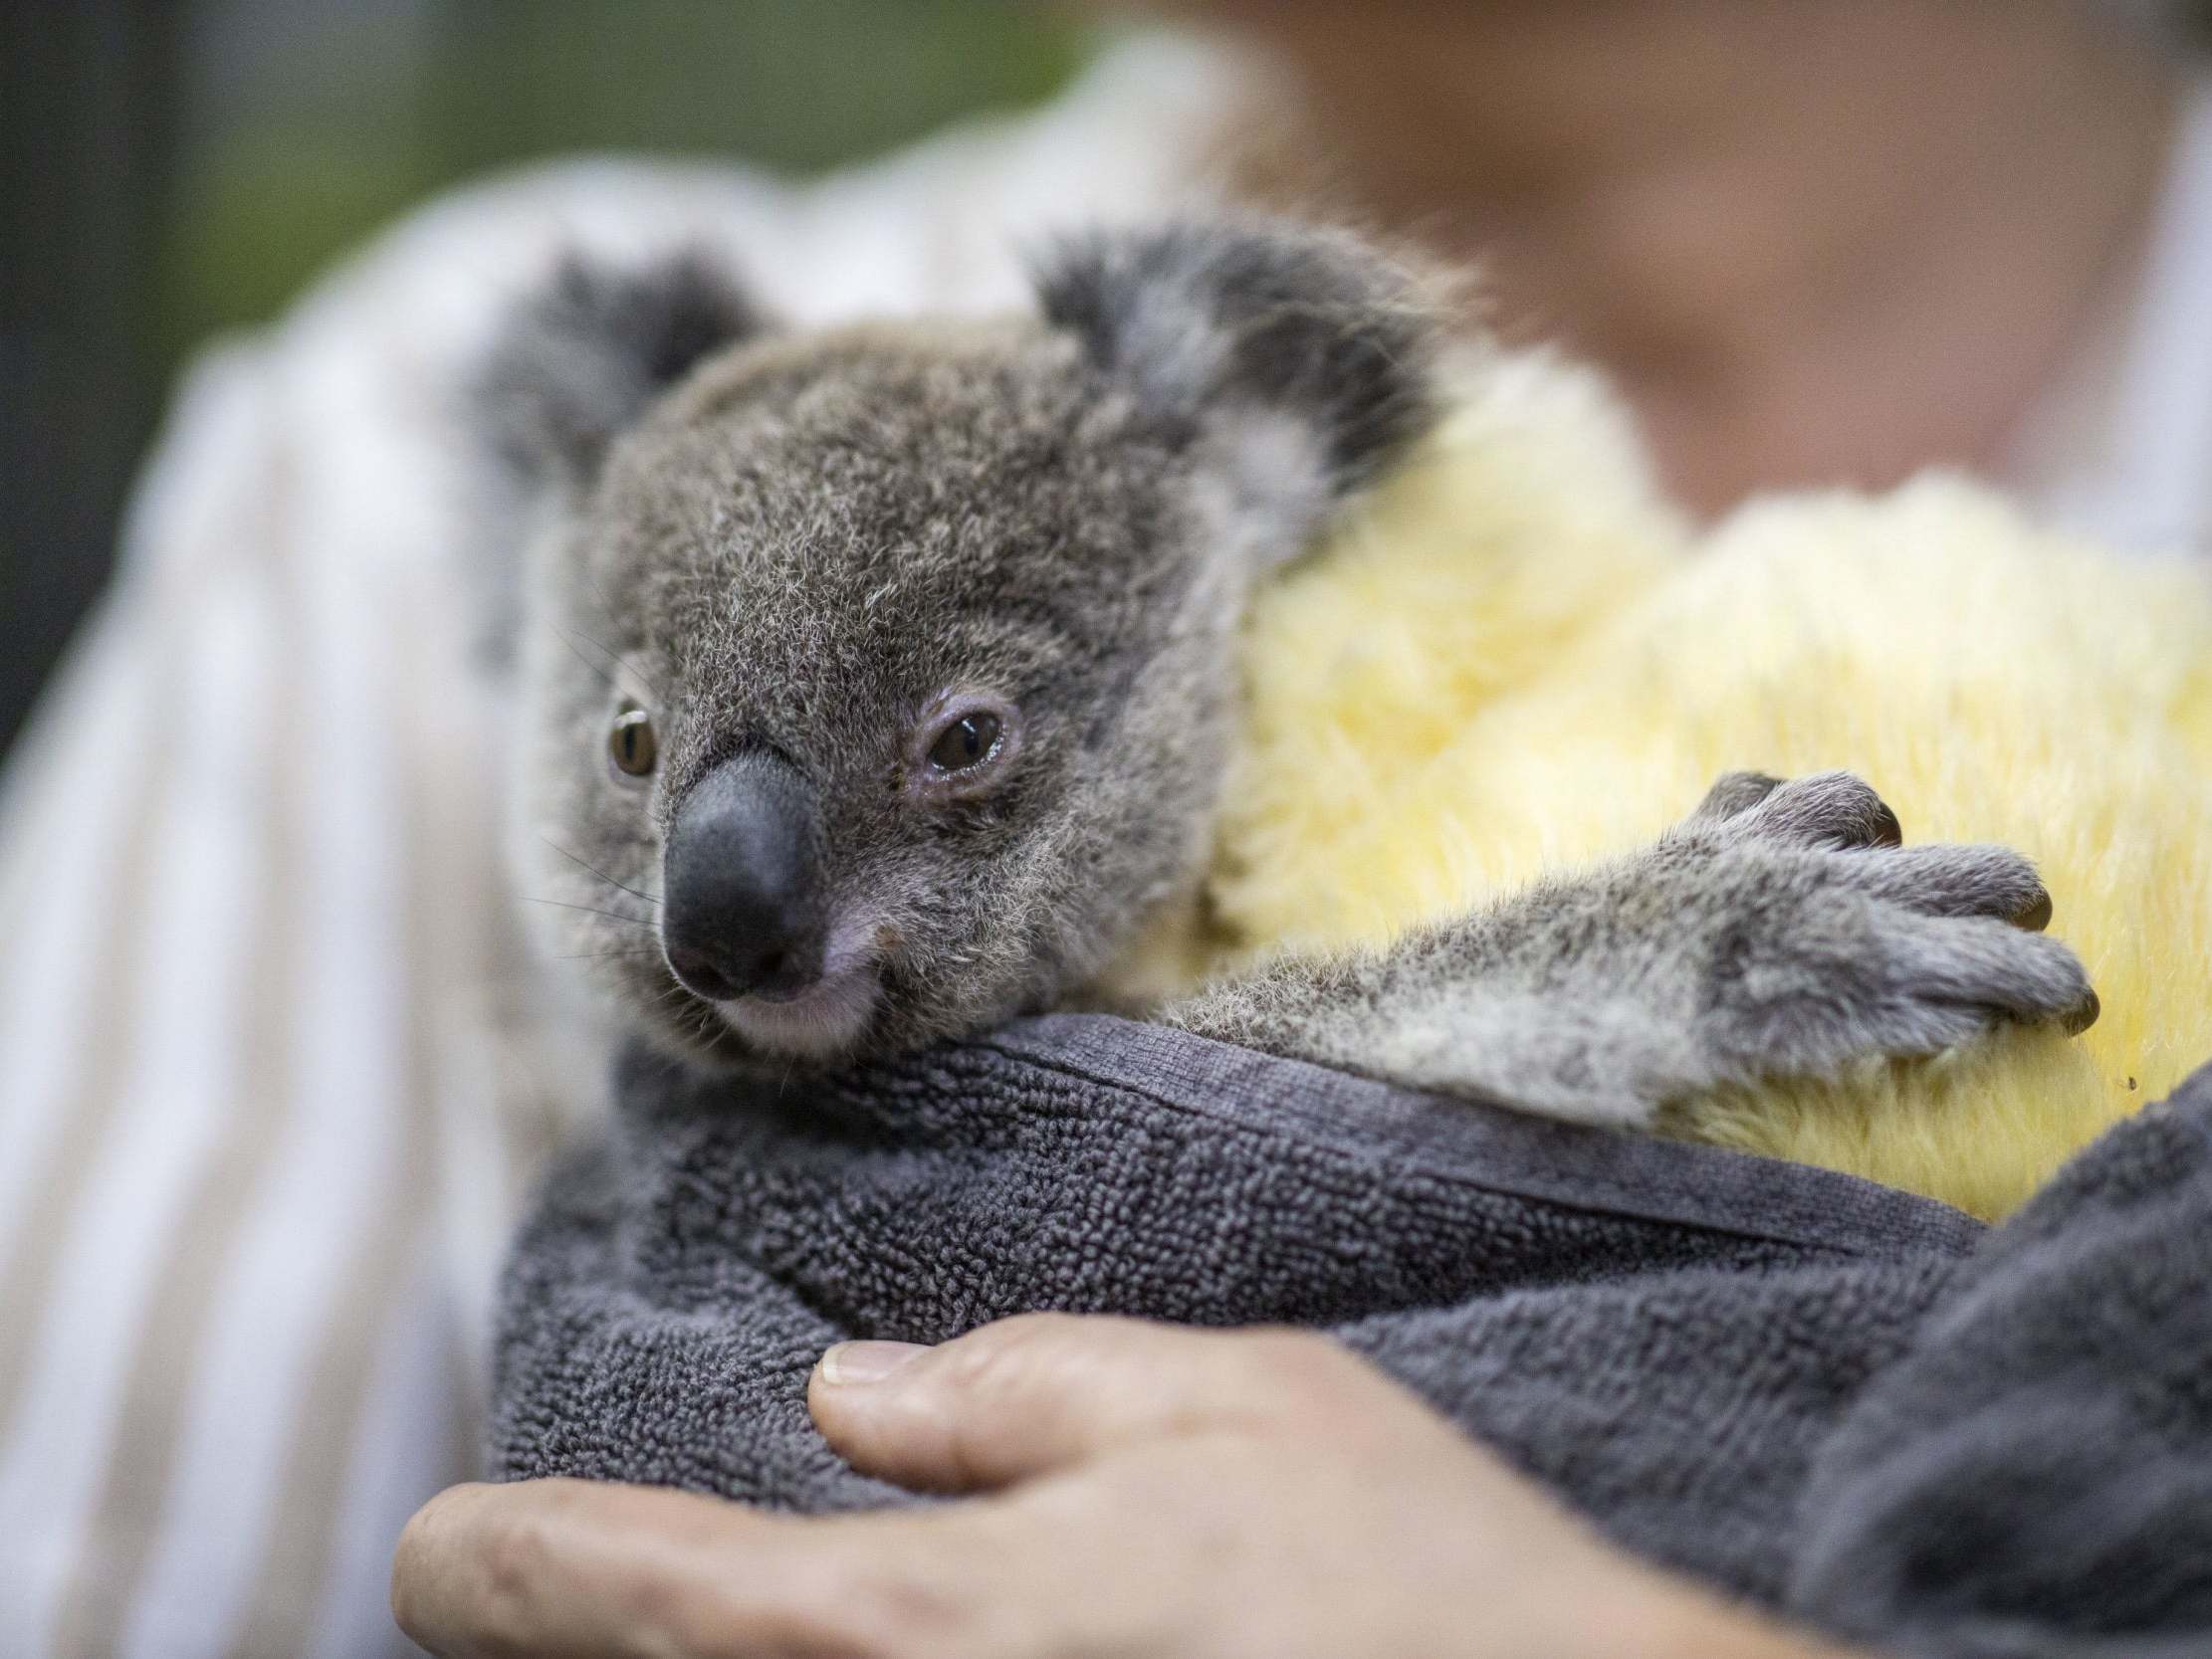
xmin=1185 ymin=349 xmax=2212 ymax=1218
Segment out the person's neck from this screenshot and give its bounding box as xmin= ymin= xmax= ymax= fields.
xmin=1222 ymin=2 xmax=2179 ymax=516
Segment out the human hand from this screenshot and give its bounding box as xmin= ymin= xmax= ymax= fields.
xmin=394 ymin=1315 xmax=1854 ymax=1658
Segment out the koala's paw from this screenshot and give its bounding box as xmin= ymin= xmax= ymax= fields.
xmin=1667 ymin=770 xmax=2099 ymax=1083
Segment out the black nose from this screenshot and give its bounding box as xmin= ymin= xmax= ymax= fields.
xmin=661 ymin=752 xmax=826 ymax=1002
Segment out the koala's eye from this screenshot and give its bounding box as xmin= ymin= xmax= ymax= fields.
xmin=608 ymin=706 xmax=658 ymax=781
xmin=927 ymin=711 xmax=1001 ymax=773
xmin=911 ymin=695 xmax=1020 ymax=798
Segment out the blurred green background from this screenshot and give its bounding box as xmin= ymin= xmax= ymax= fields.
xmin=163 ymin=1 xmax=1087 ymax=366
xmin=1 ymin=0 xmax=1096 ymax=750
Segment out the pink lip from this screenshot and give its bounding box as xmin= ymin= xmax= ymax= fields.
xmin=717 ymin=961 xmax=881 ymax=1058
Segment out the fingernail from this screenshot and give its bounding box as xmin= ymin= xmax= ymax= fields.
xmin=818 ymin=1341 xmax=929 ymax=1386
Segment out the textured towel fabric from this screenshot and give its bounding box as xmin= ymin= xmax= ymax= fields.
xmin=492 ymin=1015 xmax=2212 ymax=1652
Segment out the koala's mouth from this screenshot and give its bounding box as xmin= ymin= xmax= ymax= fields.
xmin=712 ymin=961 xmax=882 ymax=1060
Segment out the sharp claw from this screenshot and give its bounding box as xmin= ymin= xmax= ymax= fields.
xmin=2012 ymin=891 xmax=2055 ymax=933
xmin=2061 ymin=987 xmax=2101 ymax=1036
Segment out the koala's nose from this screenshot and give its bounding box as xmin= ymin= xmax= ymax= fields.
xmin=660 ymin=752 xmax=827 ymax=1002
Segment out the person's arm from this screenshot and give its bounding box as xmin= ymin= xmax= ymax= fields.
xmin=393 ymin=1315 xmax=1866 ymax=1659
xmin=0 ymin=334 xmax=501 ymax=1655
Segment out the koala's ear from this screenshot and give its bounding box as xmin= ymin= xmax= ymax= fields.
xmin=477 ymin=248 xmax=766 ymax=494
xmin=1033 ymin=219 xmax=1443 ymax=552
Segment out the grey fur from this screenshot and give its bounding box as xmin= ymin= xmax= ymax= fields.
xmin=1168 ymin=772 xmax=2095 ymax=1129
xmin=478 ymin=250 xmax=764 ymax=496
xmin=1034 ymin=220 xmax=1440 ymax=504
xmin=486 ymin=219 xmax=2096 ymax=1129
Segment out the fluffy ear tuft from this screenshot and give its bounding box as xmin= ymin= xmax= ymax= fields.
xmin=1034 ymin=219 xmax=1444 ymax=518
xmin=476 ymin=248 xmax=765 ymax=493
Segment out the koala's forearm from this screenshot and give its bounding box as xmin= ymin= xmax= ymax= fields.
xmin=1159 ymin=879 xmax=1704 ymax=1129
xmin=1161 ymin=773 xmax=2097 ymax=1131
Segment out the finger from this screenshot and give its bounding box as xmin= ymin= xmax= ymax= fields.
xmin=1876 ymin=912 xmax=2101 ymax=1037
xmin=1745 ymin=771 xmax=1903 ymax=850
xmin=809 ymin=1315 xmax=1388 ymax=1494
xmin=1833 ymin=844 xmax=2054 ymax=930
xmin=393 ymin=1479 xmax=783 ymax=1659
xmin=392 ymin=1475 xmax=1101 ymax=1659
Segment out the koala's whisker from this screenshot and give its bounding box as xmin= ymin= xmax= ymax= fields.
xmin=521 ymin=895 xmax=659 ymax=931
xmin=573 ymin=583 xmax=673 ymax=706
xmin=539 ymin=836 xmax=665 ymax=910
xmin=555 ymin=623 xmax=669 ymax=709
xmin=553 ymin=627 xmax=633 ymax=702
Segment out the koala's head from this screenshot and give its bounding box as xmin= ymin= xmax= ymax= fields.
xmin=481 ymin=220 xmax=1441 ymax=1069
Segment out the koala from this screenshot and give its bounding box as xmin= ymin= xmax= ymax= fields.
xmin=479 ymin=219 xmax=2097 ymax=1130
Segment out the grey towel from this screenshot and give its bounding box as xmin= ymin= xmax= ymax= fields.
xmin=492 ymin=1015 xmax=2212 ymax=1656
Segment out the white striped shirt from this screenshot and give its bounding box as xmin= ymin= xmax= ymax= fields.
xmin=2 ymin=38 xmax=2208 ymax=1659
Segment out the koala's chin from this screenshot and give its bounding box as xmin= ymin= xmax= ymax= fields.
xmin=710 ymin=962 xmax=883 ymax=1062
xmin=619 ymin=930 xmax=896 ymax=1072
xmin=623 ymin=970 xmax=881 ymax=1074
xmin=629 ymin=931 xmax=1025 ymax=1075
